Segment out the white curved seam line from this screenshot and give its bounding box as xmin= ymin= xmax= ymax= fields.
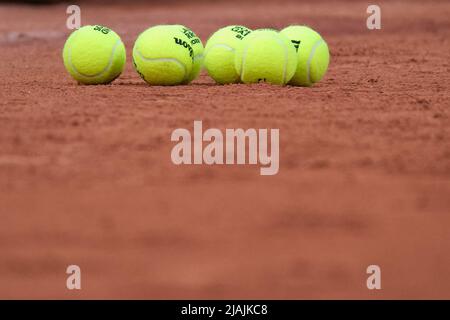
xmin=306 ymin=39 xmax=324 ymax=84
xmin=240 ymin=41 xmax=251 ymax=81
xmin=270 ymin=35 xmax=288 ymax=84
xmin=205 ymin=43 xmax=235 ymax=57
xmin=241 ymin=35 xmax=270 ymax=82
xmin=69 ymin=39 xmax=122 ymax=79
xmin=135 ymin=50 xmax=187 ymax=78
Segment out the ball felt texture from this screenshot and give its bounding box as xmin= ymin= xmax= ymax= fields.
xmin=204 ymin=25 xmax=252 ymax=84
xmin=234 ymin=29 xmax=297 ymax=85
xmin=281 ymin=25 xmax=330 ymax=86
xmin=63 ymin=25 xmax=126 ymax=85
xmin=132 ymin=25 xmax=193 ymax=86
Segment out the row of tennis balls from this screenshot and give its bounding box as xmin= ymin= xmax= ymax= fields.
xmin=63 ymin=24 xmax=330 ymax=87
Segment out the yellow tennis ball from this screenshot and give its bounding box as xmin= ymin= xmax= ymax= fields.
xmin=63 ymin=25 xmax=126 ymax=85
xmin=173 ymin=25 xmax=204 ymax=84
xmin=204 ymin=25 xmax=252 ymax=84
xmin=281 ymin=25 xmax=330 ymax=86
xmin=132 ymin=25 xmax=193 ymax=85
xmin=234 ymin=29 xmax=297 ymax=85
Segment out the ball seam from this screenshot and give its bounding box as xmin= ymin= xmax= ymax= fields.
xmin=205 ymin=43 xmax=235 ymax=57
xmin=306 ymin=39 xmax=324 ymax=85
xmin=68 ymin=39 xmax=122 ymax=79
xmin=134 ymin=49 xmax=188 ymax=82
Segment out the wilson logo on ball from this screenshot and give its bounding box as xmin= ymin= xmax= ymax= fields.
xmin=93 ymin=25 xmax=110 ymax=35
xmin=231 ymin=26 xmax=252 ymax=40
xmin=174 ymin=37 xmax=194 ymax=58
xmin=291 ymin=40 xmax=301 ymax=52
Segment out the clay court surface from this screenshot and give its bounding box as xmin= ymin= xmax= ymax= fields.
xmin=0 ymin=0 xmax=449 ymax=299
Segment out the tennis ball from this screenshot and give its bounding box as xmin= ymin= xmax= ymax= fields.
xmin=281 ymin=26 xmax=330 ymax=86
xmin=133 ymin=25 xmax=193 ymax=85
xmin=235 ymin=29 xmax=297 ymax=85
xmin=204 ymin=25 xmax=252 ymax=84
xmin=63 ymin=25 xmax=126 ymax=85
xmin=173 ymin=25 xmax=204 ymax=84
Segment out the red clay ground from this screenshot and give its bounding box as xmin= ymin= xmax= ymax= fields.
xmin=0 ymin=0 xmax=449 ymax=299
